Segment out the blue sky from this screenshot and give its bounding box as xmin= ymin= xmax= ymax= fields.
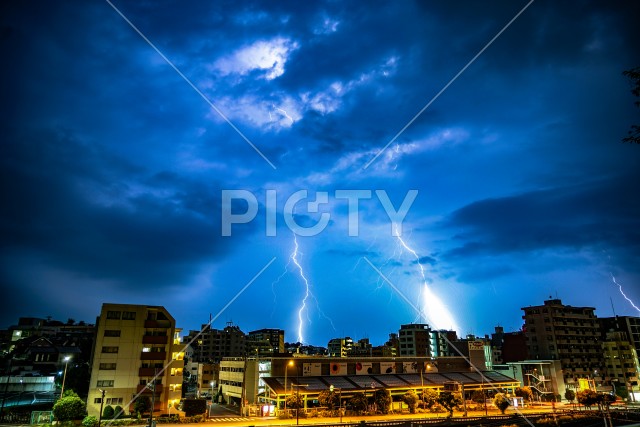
xmin=1 ymin=1 xmax=639 ymax=346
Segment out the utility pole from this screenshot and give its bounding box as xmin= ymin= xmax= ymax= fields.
xmin=97 ymin=389 xmax=106 ymax=427
xmin=149 ymin=369 xmax=157 ymax=427
xmin=460 ymin=382 xmax=467 ymax=417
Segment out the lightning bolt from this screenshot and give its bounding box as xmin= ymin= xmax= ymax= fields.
xmin=269 ymin=258 xmax=292 ymax=318
xmin=611 ymin=273 xmax=640 ymax=313
xmin=288 ymin=234 xmax=336 ymax=343
xmin=275 ymin=107 xmax=294 ymax=124
xmin=393 ymin=224 xmax=459 ymax=332
xmin=291 ymin=234 xmax=311 ymax=343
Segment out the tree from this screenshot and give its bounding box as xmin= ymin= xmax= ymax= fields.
xmin=402 ymin=390 xmax=419 ymax=414
xmin=421 ymin=389 xmax=438 ymax=410
xmin=133 ymin=396 xmax=151 ymax=416
xmin=317 ymin=390 xmax=339 ymax=410
xmin=373 ymin=389 xmax=391 ymax=414
xmin=576 ymin=389 xmax=599 ymax=409
xmin=601 ymin=393 xmax=617 ymax=409
xmin=347 ymin=392 xmax=368 ymax=414
xmin=564 ymin=389 xmax=576 ymax=404
xmin=63 ymin=364 xmax=91 ymax=398
xmin=622 ymin=67 xmax=640 ymax=144
xmin=181 ymin=399 xmax=207 ymax=417
xmin=285 ymin=393 xmax=303 ymax=409
xmin=82 ymin=415 xmax=98 ymax=427
xmin=615 ymin=386 xmax=629 ymax=400
xmin=493 ymin=393 xmax=510 ymax=414
xmin=515 ymin=386 xmax=533 ymax=402
xmin=102 ymin=405 xmax=114 ymax=419
xmin=437 ymin=391 xmax=462 ymax=417
xmin=53 ymin=395 xmax=87 ymax=421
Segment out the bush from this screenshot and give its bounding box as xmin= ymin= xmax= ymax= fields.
xmin=103 ymin=405 xmax=115 ymax=419
xmin=181 ymin=399 xmax=207 ymax=417
xmin=53 ymin=395 xmax=88 ymax=421
xmin=114 ymin=406 xmax=125 ymax=419
xmin=82 ymin=415 xmax=99 ymax=427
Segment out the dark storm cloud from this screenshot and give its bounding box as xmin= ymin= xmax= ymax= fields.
xmin=0 ymin=126 xmax=243 ymax=289
xmin=443 ymin=171 xmax=640 ymax=260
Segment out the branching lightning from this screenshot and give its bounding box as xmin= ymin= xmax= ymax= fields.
xmin=611 ymin=273 xmax=640 ymax=313
xmin=290 ymin=235 xmax=310 ymax=342
xmin=393 ymin=224 xmax=459 ymax=331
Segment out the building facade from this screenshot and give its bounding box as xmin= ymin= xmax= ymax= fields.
xmin=398 ymin=324 xmax=431 ymax=357
xmin=87 ymin=304 xmax=184 ymax=417
xmin=247 ymin=329 xmax=284 ymax=357
xmin=522 ymin=298 xmax=603 ymax=388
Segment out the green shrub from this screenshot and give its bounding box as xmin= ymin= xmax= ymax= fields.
xmin=103 ymin=405 xmax=115 ymax=419
xmin=113 ymin=406 xmax=125 ymax=419
xmin=82 ymin=415 xmax=99 ymax=427
xmin=53 ymin=395 xmax=87 ymax=421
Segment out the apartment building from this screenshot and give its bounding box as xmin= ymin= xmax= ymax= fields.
xmin=398 ymin=324 xmax=431 ymax=357
xmin=87 ymin=304 xmax=184 ymax=417
xmin=602 ymin=331 xmax=640 ymax=400
xmin=247 ymin=329 xmax=284 ymax=357
xmin=522 ymin=298 xmax=603 ymax=387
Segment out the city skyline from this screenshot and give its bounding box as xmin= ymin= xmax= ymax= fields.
xmin=2 ymin=1 xmax=640 ymax=346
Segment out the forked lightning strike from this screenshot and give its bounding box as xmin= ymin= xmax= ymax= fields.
xmin=394 ymin=225 xmax=459 ymax=332
xmin=611 ymin=273 xmax=640 ymax=313
xmin=291 ymin=234 xmax=311 ymax=343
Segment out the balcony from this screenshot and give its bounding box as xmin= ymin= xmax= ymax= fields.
xmin=142 ymin=335 xmax=168 ymax=344
xmin=140 ymin=352 xmax=167 ymax=361
xmin=137 ymin=384 xmax=163 ymax=395
xmin=144 ymin=320 xmax=171 ymax=328
xmin=138 ymin=367 xmax=160 ymax=377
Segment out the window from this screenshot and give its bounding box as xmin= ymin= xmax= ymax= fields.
xmin=94 ymin=398 xmax=102 ymax=404
xmin=99 ymin=363 xmax=117 ymax=370
xmin=102 ymin=346 xmax=119 ymax=353
xmin=97 ymin=380 xmax=114 ymax=387
xmin=106 ymin=397 xmax=123 ymax=405
xmin=104 ymin=330 xmax=121 ymax=337
xmin=106 ymin=311 xmax=121 ymax=319
xmin=122 ymin=311 xmax=136 ymax=320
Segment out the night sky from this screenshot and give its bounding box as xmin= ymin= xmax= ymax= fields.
xmin=2 ymin=1 xmax=639 ymax=346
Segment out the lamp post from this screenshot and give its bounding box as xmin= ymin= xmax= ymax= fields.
xmin=283 ymin=360 xmax=293 ymax=415
xmin=60 ymin=355 xmax=71 ymax=398
xmin=291 ymin=384 xmax=308 ymax=425
xmin=330 ymin=385 xmax=342 ymax=423
xmin=97 ymin=389 xmax=106 ymax=427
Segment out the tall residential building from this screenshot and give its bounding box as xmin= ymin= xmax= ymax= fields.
xmin=600 ymin=316 xmax=640 ymax=356
xmin=87 ymin=304 xmax=184 ymax=417
xmin=327 ymin=337 xmax=353 ymax=357
xmin=522 ymin=298 xmax=603 ymax=387
xmin=430 ymin=330 xmax=458 ymax=357
xmin=601 ymin=331 xmax=640 ymax=400
xmin=247 ymin=329 xmax=285 ymax=357
xmin=188 ymin=321 xmax=246 ymax=363
xmin=398 ymin=324 xmax=431 ymax=357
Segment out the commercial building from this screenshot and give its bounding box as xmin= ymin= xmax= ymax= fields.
xmin=494 ymin=360 xmax=566 ymax=401
xmin=260 ymin=355 xmax=519 ymax=414
xmin=522 ymin=298 xmax=603 ymax=388
xmin=86 ymin=304 xmax=184 ymax=417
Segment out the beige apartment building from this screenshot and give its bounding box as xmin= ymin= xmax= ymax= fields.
xmin=87 ymin=304 xmax=185 ymax=417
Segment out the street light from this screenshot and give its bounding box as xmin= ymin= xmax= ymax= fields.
xmin=97 ymin=389 xmax=106 ymax=427
xmin=60 ymin=356 xmax=71 ymax=397
xmin=283 ymin=360 xmax=294 ymax=415
xmin=291 ymin=384 xmax=308 ymax=425
xmin=329 ymin=385 xmax=342 ymax=424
